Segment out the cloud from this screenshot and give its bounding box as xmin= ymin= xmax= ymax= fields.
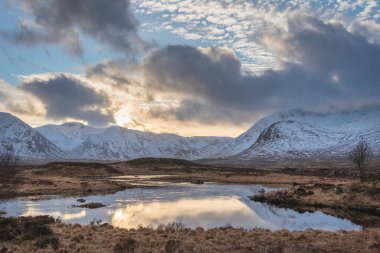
xmin=4 ymin=0 xmax=142 ymax=56
xmin=146 ymin=99 xmax=252 ymax=124
xmin=85 ymin=60 xmax=131 ymax=88
xmin=0 ymin=79 xmax=44 ymax=116
xmin=22 ymin=74 xmax=115 ymax=126
xmin=137 ymin=0 xmax=380 ymax=72
xmin=348 ymin=20 xmax=380 ymax=44
xmin=141 ymin=16 xmax=380 ymax=124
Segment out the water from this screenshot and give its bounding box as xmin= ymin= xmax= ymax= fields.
xmin=1 ymin=183 xmax=361 ymax=231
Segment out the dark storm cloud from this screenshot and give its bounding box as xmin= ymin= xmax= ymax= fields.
xmin=142 ymin=16 xmax=380 ymax=123
xmin=85 ymin=60 xmax=130 ymax=86
xmin=22 ymin=74 xmax=114 ymax=126
xmin=4 ymin=0 xmax=141 ymax=55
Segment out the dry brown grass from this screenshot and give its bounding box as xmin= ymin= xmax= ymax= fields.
xmin=0 ymin=162 xmax=130 ymax=199
xmin=1 ymin=217 xmax=380 ymax=253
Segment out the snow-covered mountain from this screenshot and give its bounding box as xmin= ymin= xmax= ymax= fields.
xmin=36 ymin=123 xmax=231 ymax=161
xmin=1 ymin=108 xmax=379 ymax=162
xmin=36 ymin=122 xmax=104 ymax=152
xmin=0 ymin=113 xmax=64 ymax=160
xmin=214 ymin=108 xmax=380 ymax=160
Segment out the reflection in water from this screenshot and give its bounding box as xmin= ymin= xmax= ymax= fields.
xmin=1 ymin=183 xmax=362 ymax=231
xmin=22 ymin=202 xmax=87 ymax=220
xmin=111 ymin=197 xmax=274 ymax=229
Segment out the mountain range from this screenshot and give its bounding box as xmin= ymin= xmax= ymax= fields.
xmin=0 ymin=108 xmax=379 ymax=162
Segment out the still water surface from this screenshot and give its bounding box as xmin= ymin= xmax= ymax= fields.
xmin=2 ymin=183 xmax=361 ymax=231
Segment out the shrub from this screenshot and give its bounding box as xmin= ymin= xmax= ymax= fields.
xmin=0 ymin=216 xmax=55 ymax=242
xmin=348 ymin=139 xmax=371 ymax=181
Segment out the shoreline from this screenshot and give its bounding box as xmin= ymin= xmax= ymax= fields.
xmin=1 ymin=160 xmax=380 ymax=227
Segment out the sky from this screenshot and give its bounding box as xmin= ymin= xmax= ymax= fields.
xmin=0 ymin=0 xmax=379 ymax=137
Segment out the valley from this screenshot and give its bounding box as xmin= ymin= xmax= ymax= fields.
xmin=1 ymin=158 xmax=380 ymax=252
xmin=1 ymin=108 xmax=380 ymax=252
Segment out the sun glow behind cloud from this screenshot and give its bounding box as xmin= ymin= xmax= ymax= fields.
xmin=114 ymin=106 xmax=132 ymax=127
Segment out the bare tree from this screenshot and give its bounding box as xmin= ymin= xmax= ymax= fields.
xmin=348 ymin=139 xmax=371 ymax=181
xmin=0 ymin=148 xmax=19 ymax=180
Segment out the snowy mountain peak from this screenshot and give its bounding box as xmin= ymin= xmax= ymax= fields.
xmin=1 ymin=108 xmax=379 ymax=162
xmin=217 ymin=108 xmax=380 ymax=160
xmin=0 ymin=113 xmax=63 ymax=160
xmin=36 ymin=121 xmax=232 ymax=161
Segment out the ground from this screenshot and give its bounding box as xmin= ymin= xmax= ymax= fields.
xmin=0 ymin=162 xmax=129 ymax=199
xmin=0 ymin=158 xmax=380 ymax=252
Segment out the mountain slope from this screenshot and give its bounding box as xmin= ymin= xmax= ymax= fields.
xmin=36 ymin=122 xmax=103 ymax=152
xmin=212 ymin=111 xmax=288 ymax=158
xmin=218 ymin=108 xmax=380 ymax=160
xmin=37 ymin=124 xmax=232 ymax=161
xmin=0 ymin=113 xmax=64 ymax=160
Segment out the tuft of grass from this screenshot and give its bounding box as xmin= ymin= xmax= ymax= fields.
xmin=164 ymin=222 xmax=186 ymax=230
xmin=113 ymin=237 xmax=138 ymax=253
xmin=165 ymin=239 xmax=181 ymax=253
xmin=35 ymin=235 xmax=60 ymax=251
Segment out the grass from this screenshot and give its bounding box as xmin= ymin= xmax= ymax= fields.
xmin=113 ymin=237 xmax=138 ymax=253
xmin=53 ymin=223 xmax=380 ymax=253
xmin=0 ymin=216 xmax=379 ymax=252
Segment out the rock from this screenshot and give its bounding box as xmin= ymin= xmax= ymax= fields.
xmin=73 ymin=202 xmax=106 ymax=209
xmin=190 ymin=179 xmax=204 ymax=184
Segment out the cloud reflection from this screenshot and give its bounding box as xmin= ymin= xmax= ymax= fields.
xmin=21 ymin=201 xmax=87 ymax=221
xmin=111 ymin=197 xmax=275 ymax=229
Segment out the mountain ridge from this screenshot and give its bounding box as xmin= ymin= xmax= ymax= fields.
xmin=1 ymin=108 xmax=379 ymax=162
xmin=36 ymin=122 xmax=232 ymax=161
xmin=221 ymin=108 xmax=380 ymax=160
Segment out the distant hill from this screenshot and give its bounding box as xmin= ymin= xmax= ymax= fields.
xmin=124 ymin=157 xmax=202 ymax=167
